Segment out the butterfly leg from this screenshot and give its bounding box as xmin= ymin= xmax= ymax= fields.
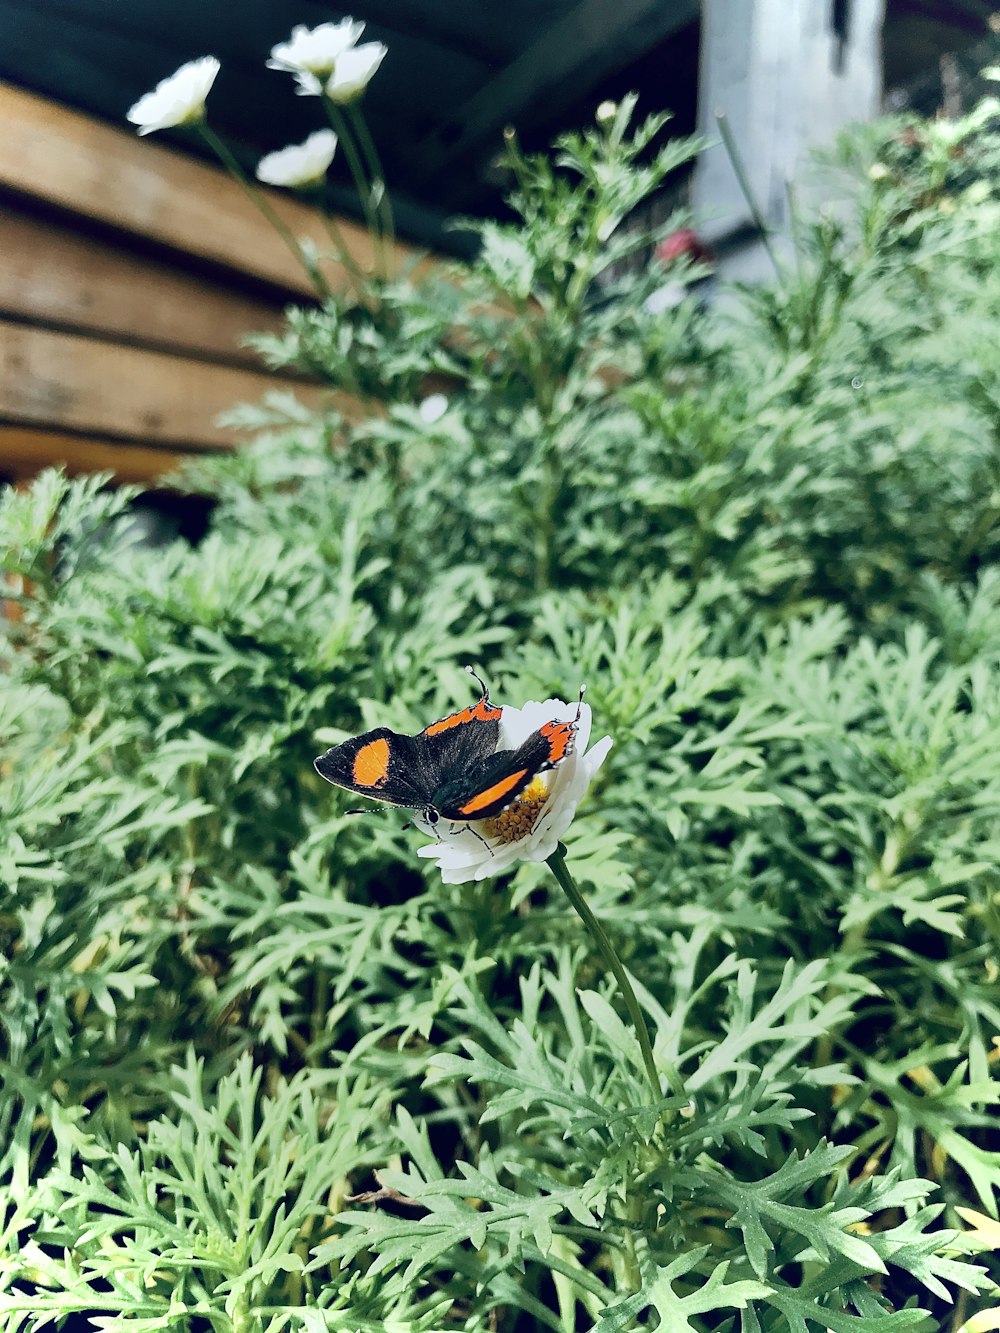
xmin=455 ymin=821 xmax=494 ymax=855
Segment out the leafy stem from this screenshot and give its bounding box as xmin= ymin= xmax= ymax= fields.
xmin=228 ymin=1291 xmax=261 ymax=1333
xmin=546 ymin=843 xmax=668 ymax=1107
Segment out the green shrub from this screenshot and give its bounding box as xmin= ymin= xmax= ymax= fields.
xmin=2 ymin=92 xmax=999 ymax=1331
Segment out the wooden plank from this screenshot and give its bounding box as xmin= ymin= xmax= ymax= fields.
xmin=0 ymin=82 xmax=412 ymax=296
xmin=0 ymin=426 xmax=186 ymax=484
xmin=0 ymin=322 xmax=334 ymax=451
xmin=0 ymin=205 xmax=289 ymax=364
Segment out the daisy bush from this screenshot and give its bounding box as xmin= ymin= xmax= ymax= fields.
xmin=2 ymin=39 xmax=1000 ymax=1333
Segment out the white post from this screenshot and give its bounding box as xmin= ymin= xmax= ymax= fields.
xmin=693 ymin=0 xmax=885 ymax=282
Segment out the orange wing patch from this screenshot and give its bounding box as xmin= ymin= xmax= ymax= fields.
xmin=540 ymin=720 xmax=576 ymax=765
xmin=352 ymin=737 xmax=391 ymax=787
xmin=459 ymin=768 xmax=529 ymax=816
xmin=424 ymin=698 xmax=502 ymax=737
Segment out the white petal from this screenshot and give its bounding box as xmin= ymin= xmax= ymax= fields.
xmin=255 ymin=129 xmax=338 ymax=188
xmin=499 ymin=697 xmax=589 ymax=749
xmin=583 ymin=735 xmax=613 ymax=777
xmin=127 ymin=57 xmax=220 ymax=135
xmin=418 ymin=841 xmax=491 ymax=884
xmin=267 ymin=19 xmax=365 ymax=76
xmin=324 ymin=43 xmax=388 ymax=102
xmin=418 ymin=840 xmax=484 ymax=871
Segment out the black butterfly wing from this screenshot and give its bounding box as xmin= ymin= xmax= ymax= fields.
xmin=314 ymin=728 xmax=437 ymax=809
xmin=314 ymin=682 xmax=504 ymax=813
xmin=418 ymin=689 xmax=502 ymax=786
xmin=432 ymin=715 xmax=579 ymax=822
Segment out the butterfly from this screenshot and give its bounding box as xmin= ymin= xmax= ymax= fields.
xmin=313 ymin=668 xmax=581 ymax=830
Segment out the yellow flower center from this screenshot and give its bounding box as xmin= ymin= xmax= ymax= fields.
xmin=482 ymin=777 xmax=549 ymax=845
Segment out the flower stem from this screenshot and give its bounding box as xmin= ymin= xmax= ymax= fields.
xmin=197 ymin=125 xmax=332 ymax=299
xmin=323 ymin=100 xmax=387 ymax=279
xmin=302 ymin=185 xmax=371 ymax=295
xmin=347 ymin=101 xmax=396 ymax=261
xmin=714 ymin=111 xmax=782 ymax=278
xmin=546 ymin=843 xmax=664 ymax=1106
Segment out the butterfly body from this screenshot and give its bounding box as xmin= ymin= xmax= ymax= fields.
xmin=314 ymin=672 xmax=579 ymax=825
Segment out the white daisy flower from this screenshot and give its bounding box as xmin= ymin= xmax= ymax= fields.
xmin=418 ymin=393 xmax=449 ymax=424
xmin=255 ymin=130 xmax=338 ymax=189
xmin=293 ymin=42 xmax=388 ymax=102
xmin=267 ymin=20 xmax=365 ymax=77
xmin=415 ymin=696 xmax=612 ymax=885
xmin=323 ymin=42 xmax=388 ymax=102
xmin=126 ymin=57 xmax=220 ymax=136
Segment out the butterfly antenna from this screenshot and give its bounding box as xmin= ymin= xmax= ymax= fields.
xmin=354 ymin=810 xmax=423 ymax=839
xmin=465 ymin=664 xmax=493 ymax=703
xmin=575 ymin=683 xmax=587 ymax=721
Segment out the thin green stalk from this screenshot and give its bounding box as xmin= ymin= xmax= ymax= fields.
xmin=546 ymin=843 xmax=665 ymax=1106
xmin=197 ymin=125 xmax=332 ymax=300
xmin=302 ymin=185 xmax=371 ymax=292
xmin=715 ymin=111 xmax=782 ymax=277
xmin=323 ymin=100 xmax=386 ymax=278
xmin=347 ymin=100 xmax=396 ymax=261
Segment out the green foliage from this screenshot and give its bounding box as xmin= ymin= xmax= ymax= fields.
xmin=2 ymin=95 xmax=999 ymax=1331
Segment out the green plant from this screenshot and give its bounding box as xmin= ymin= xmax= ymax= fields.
xmin=2 ymin=75 xmax=999 ymax=1333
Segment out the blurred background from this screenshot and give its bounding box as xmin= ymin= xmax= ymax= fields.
xmin=1 ymin=0 xmax=997 ymax=501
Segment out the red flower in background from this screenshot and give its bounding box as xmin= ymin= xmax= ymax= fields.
xmin=655 ymin=227 xmax=714 ymax=266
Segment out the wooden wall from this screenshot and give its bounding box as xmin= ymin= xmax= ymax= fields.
xmin=0 ymin=83 xmax=390 ymax=487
